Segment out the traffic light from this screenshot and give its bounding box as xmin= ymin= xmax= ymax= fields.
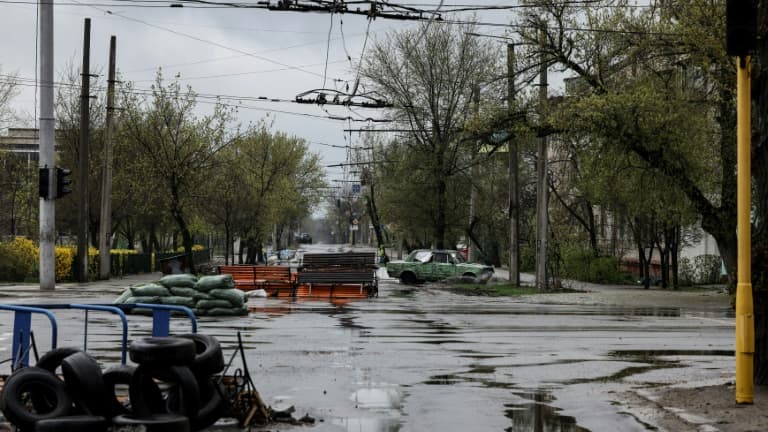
xmin=39 ymin=167 xmax=51 ymax=199
xmin=55 ymin=167 xmax=73 ymax=199
xmin=726 ymin=0 xmax=757 ymax=57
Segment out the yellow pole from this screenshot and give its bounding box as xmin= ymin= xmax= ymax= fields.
xmin=736 ymin=55 xmax=754 ymax=404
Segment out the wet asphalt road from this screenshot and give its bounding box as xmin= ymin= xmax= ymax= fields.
xmin=0 ymin=246 xmax=735 ymax=432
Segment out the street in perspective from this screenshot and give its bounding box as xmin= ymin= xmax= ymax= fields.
xmin=2 ymin=0 xmax=768 ymax=430
xmin=0 ymin=244 xmax=752 ymax=431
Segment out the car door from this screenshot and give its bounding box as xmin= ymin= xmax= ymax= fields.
xmin=428 ymin=252 xmax=454 ymax=280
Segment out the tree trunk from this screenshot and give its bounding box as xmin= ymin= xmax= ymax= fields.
xmin=366 ymin=183 xmax=384 ymax=247
xmin=435 ymin=174 xmax=447 ymax=249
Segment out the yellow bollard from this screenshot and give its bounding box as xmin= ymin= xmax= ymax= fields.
xmin=735 ymin=55 xmax=754 ymax=404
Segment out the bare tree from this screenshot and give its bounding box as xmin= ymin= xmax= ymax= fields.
xmin=362 ymin=21 xmax=499 ymax=248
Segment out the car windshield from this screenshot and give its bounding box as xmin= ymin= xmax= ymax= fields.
xmin=408 ymin=250 xmax=432 ymax=263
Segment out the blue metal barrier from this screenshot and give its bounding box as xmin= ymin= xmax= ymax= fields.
xmin=0 ymin=302 xmax=197 ymax=369
xmin=0 ymin=305 xmax=58 ymax=369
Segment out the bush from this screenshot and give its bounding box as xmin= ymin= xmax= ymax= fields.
xmin=0 ymin=243 xmax=32 ymax=281
xmin=520 ymin=244 xmax=536 ymax=272
xmin=559 ymin=246 xmax=628 ymax=284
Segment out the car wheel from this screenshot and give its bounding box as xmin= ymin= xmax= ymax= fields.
xmin=400 ymin=272 xmax=417 ymax=285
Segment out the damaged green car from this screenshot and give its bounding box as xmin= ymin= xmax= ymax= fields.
xmin=386 ymin=249 xmax=494 ymax=284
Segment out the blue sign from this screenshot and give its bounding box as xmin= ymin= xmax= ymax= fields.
xmin=352 ymin=184 xmax=361 ymax=194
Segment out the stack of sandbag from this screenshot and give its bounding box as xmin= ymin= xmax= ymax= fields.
xmin=113 ymin=274 xmax=248 ymax=316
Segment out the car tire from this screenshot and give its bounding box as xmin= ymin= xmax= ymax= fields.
xmin=129 ymin=337 xmax=196 ymax=366
xmin=61 ymin=352 xmax=109 ymax=416
xmin=400 ymin=272 xmax=417 ymax=285
xmin=129 ymin=364 xmax=200 ymax=422
xmin=112 ymin=413 xmax=190 ymax=432
xmin=177 ymin=334 xmax=225 ymax=375
xmin=0 ymin=367 xmax=74 ymax=430
xmin=35 ymin=347 xmax=82 ymax=374
xmin=35 ymin=415 xmax=109 ymax=432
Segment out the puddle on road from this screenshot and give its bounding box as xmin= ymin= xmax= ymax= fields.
xmin=505 ymin=389 xmax=590 ymax=432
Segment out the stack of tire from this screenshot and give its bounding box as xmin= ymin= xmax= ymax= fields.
xmin=0 ymin=334 xmax=227 ymax=432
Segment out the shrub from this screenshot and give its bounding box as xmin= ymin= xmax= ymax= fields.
xmin=559 ymin=246 xmax=628 ymax=284
xmin=0 ymin=243 xmax=32 ymax=281
xmin=55 ymin=247 xmax=75 ymax=282
xmin=520 ymin=244 xmax=536 ymax=272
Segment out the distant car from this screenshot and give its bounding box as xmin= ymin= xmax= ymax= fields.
xmin=296 ymin=233 xmax=312 ymax=244
xmin=386 ymin=249 xmax=494 ymax=285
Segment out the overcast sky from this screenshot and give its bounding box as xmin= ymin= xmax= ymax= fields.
xmin=0 ymin=1 xmax=513 ymax=196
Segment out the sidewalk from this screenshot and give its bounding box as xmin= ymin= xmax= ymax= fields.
xmin=0 ymin=273 xmax=161 ymax=300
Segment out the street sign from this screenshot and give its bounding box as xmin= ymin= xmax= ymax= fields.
xmin=352 ymin=183 xmax=361 ymax=194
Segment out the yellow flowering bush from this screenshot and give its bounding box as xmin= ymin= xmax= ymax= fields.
xmin=9 ymin=237 xmax=37 ymax=266
xmin=175 ymin=244 xmax=205 ymax=252
xmin=54 ymin=247 xmax=75 ymax=281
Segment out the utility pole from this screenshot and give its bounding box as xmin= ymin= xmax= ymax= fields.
xmin=99 ymin=35 xmax=116 ymax=279
xmin=468 ymin=84 xmax=480 ymax=262
xmin=535 ymin=26 xmax=549 ymax=291
xmin=39 ymin=0 xmax=55 ymax=290
xmin=726 ymin=0 xmax=757 ymax=404
xmin=77 ymin=18 xmax=91 ymax=283
xmin=508 ymin=43 xmax=519 ymax=285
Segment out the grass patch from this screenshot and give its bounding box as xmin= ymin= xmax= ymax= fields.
xmin=445 ymin=283 xmax=540 ymax=297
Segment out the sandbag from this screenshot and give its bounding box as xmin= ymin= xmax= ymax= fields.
xmin=204 ymin=306 xmax=248 ymax=316
xmin=159 ymin=274 xmax=198 ymax=288
xmin=195 ymin=299 xmax=233 ymax=310
xmin=195 ymin=275 xmax=235 ymax=292
xmin=113 ymin=289 xmax=133 ymax=304
xmin=130 ymin=283 xmax=170 ymax=297
xmin=169 ymin=286 xmax=197 ymax=298
xmin=124 ymin=296 xmax=160 ymax=304
xmin=160 ymin=296 xmax=197 ymax=308
xmin=208 ymin=288 xmax=245 ymax=307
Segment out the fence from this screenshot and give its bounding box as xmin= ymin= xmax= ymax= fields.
xmin=107 ymin=249 xmax=212 ymax=276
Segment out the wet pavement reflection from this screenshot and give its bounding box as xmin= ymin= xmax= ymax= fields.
xmin=0 ymin=265 xmax=735 ymax=431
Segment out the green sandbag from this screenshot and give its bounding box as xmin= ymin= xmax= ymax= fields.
xmin=195 ymin=275 xmax=235 ymax=292
xmin=124 ymin=296 xmax=160 ymax=304
xmin=130 ymin=283 xmax=170 ymax=297
xmin=196 ymin=299 xmax=233 ymax=309
xmin=159 ymin=274 xmax=198 ymax=288
xmin=205 ymin=305 xmax=248 ymax=316
xmin=169 ymin=286 xmax=212 ymax=300
xmin=160 ymin=296 xmax=197 ymax=308
xmin=208 ymin=288 xmax=245 ymax=307
xmin=113 ymin=289 xmax=133 ymax=304
xmin=170 ymin=287 xmax=199 ymax=298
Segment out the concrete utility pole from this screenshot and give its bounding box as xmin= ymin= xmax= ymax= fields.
xmin=535 ymin=26 xmax=549 ymax=291
xmin=508 ymin=43 xmax=520 ymax=285
xmin=39 ymin=0 xmax=55 ymax=291
xmin=77 ymin=18 xmax=91 ymax=283
xmin=99 ymin=35 xmax=116 ymax=279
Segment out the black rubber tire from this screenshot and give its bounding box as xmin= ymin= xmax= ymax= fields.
xmin=35 ymin=347 xmax=82 ymax=374
xmin=112 ymin=413 xmax=190 ymax=432
xmin=129 ymin=364 xmax=200 ymax=422
xmin=60 ymin=351 xmax=109 ymax=416
xmin=177 ymin=334 xmax=225 ymax=375
xmin=102 ymin=364 xmax=165 ymax=417
xmin=400 ymin=272 xmax=417 ymax=285
xmin=35 ymin=415 xmax=109 ymax=432
xmin=0 ymin=367 xmax=73 ymax=430
xmin=129 ymin=337 xmax=196 ymax=366
xmin=192 ymin=375 xmax=228 ymax=431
